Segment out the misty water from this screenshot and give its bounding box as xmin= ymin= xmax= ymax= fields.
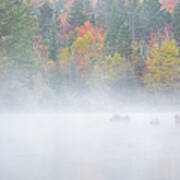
xmin=0 ymin=113 xmax=180 ymax=180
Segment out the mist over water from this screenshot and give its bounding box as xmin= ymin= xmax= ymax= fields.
xmin=1 ymin=0 xmax=180 ymax=179
xmin=0 ymin=113 xmax=180 ymax=180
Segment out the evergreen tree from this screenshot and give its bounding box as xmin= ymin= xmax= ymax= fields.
xmin=0 ymin=0 xmax=38 ymax=100
xmin=49 ymin=23 xmax=58 ymax=61
xmin=83 ymin=0 xmax=93 ymax=18
xmin=0 ymin=0 xmax=36 ymax=56
xmin=135 ymin=56 xmax=145 ymax=78
xmin=84 ymin=0 xmax=95 ymax=25
xmin=37 ymin=1 xmax=61 ymax=61
xmin=125 ymin=0 xmax=141 ymax=41
xmin=172 ymin=3 xmax=180 ymax=46
xmin=95 ymin=0 xmax=115 ymax=28
xmin=38 ymin=3 xmax=53 ymax=36
xmin=116 ymin=24 xmax=132 ymax=57
xmin=140 ymin=0 xmax=172 ymax=38
xmin=67 ymin=0 xmax=87 ymax=27
xmin=105 ymin=0 xmax=127 ymax=54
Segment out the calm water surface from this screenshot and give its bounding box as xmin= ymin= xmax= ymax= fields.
xmin=0 ymin=113 xmax=180 ymax=180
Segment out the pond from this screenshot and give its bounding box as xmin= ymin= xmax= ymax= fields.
xmin=0 ymin=113 xmax=180 ymax=180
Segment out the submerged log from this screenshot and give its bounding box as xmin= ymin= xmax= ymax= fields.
xmin=175 ymin=114 xmax=180 ymax=124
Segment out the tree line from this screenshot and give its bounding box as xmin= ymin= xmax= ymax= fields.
xmin=0 ymin=0 xmax=179 ymax=109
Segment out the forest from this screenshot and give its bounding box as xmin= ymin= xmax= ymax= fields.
xmin=0 ymin=0 xmax=180 ymax=111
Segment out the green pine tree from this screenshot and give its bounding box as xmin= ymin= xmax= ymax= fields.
xmin=37 ymin=1 xmax=60 ymax=61
xmin=0 ymin=0 xmax=37 ymax=56
xmin=116 ymin=24 xmax=132 ymax=57
xmin=67 ymin=0 xmax=87 ymax=27
xmin=105 ymin=0 xmax=127 ymax=54
xmin=172 ymin=3 xmax=180 ymax=46
xmin=140 ymin=0 xmax=172 ymax=37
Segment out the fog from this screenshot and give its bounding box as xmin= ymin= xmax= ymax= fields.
xmin=0 ymin=113 xmax=180 ymax=180
xmin=0 ymin=0 xmax=180 ymax=179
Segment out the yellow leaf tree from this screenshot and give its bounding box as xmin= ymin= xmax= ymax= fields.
xmin=70 ymin=22 xmax=105 ymax=79
xmin=93 ymin=53 xmax=126 ymax=84
xmin=143 ymin=39 xmax=180 ymax=91
xmin=58 ymin=47 xmax=71 ymax=72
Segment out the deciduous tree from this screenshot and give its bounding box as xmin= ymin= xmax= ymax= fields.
xmin=143 ymin=39 xmax=180 ymax=91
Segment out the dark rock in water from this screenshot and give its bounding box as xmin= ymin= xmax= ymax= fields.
xmin=110 ymin=115 xmax=130 ymax=122
xmin=175 ymin=114 xmax=180 ymax=124
xmin=150 ymin=119 xmax=160 ymax=125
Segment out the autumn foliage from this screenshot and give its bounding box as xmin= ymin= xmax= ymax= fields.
xmin=70 ymin=21 xmax=105 ymax=78
xmin=0 ymin=0 xmax=180 ymax=108
xmin=143 ymin=40 xmax=180 ymax=91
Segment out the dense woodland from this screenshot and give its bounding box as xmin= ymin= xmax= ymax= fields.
xmin=0 ymin=0 xmax=180 ymax=110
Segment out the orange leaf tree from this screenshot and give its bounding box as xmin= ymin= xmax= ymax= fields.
xmin=70 ymin=21 xmax=105 ymax=79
